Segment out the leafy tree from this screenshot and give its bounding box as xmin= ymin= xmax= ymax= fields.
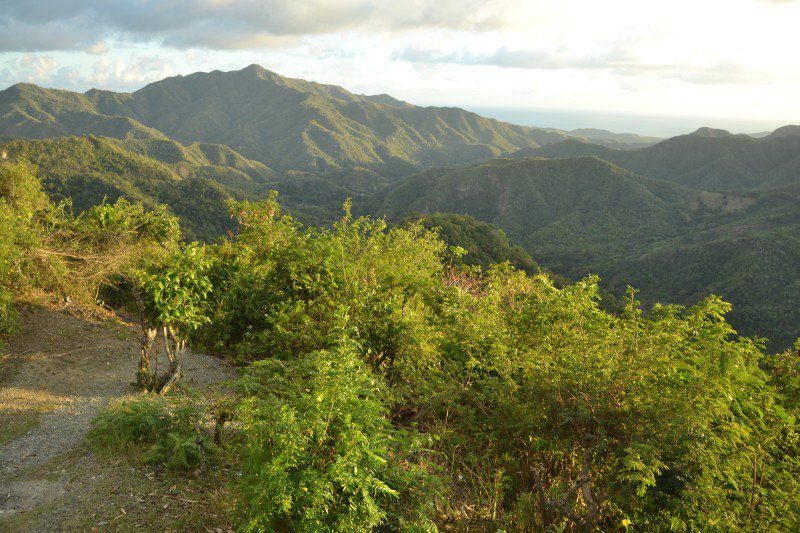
xmin=134 ymin=243 xmax=212 ymax=394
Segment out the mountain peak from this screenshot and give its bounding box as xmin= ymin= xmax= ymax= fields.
xmin=243 ymin=63 xmax=266 ymax=72
xmin=239 ymin=64 xmax=281 ymax=80
xmin=691 ymin=127 xmax=733 ymax=138
xmin=5 ymin=82 xmax=43 ymax=95
xmin=767 ymin=125 xmax=800 ymax=139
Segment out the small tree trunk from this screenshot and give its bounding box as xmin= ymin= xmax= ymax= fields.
xmin=137 ymin=327 xmax=158 ymax=391
xmin=213 ymin=411 xmax=229 ymax=446
xmin=136 ymin=322 xmax=184 ymax=395
xmin=156 ymin=325 xmax=183 ymax=395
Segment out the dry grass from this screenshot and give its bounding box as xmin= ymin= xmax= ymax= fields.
xmin=0 ymin=444 xmax=237 ymax=533
xmin=60 ymin=448 xmax=237 ymax=532
xmin=0 ymin=410 xmax=43 ymax=446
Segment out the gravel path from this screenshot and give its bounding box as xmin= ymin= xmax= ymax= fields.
xmin=0 ymin=303 xmax=236 ymax=529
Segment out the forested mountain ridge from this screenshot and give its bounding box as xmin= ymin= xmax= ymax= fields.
xmin=563 ymin=127 xmax=662 ymax=147
xmin=367 ymin=155 xmax=799 ymax=348
xmin=1 ymin=65 xmax=586 ymax=177
xmin=0 ymin=135 xmax=394 ymax=239
xmin=515 ymin=125 xmax=800 ymax=190
xmin=404 ymin=212 xmax=538 ymax=273
xmin=0 ymin=83 xmax=169 ymax=140
xmin=367 ymin=155 xmax=749 ymax=255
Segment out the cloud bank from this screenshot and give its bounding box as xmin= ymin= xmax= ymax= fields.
xmin=0 ymin=0 xmax=515 ymax=51
xmin=392 ymin=45 xmax=771 ymax=85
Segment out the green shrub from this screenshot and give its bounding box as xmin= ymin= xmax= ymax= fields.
xmin=0 ymin=206 xmax=19 ymax=334
xmin=236 ymin=344 xmax=439 ymax=532
xmin=89 ymin=396 xmax=219 ymax=471
xmin=89 ymin=396 xmax=172 ymax=448
xmin=0 ymin=158 xmax=182 ymax=334
xmin=191 ymin=196 xmax=800 ymax=530
xmin=0 ymin=160 xmax=47 ymax=334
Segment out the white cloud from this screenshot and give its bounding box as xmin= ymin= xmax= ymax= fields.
xmin=85 ymin=56 xmax=176 ymax=89
xmin=0 ymin=0 xmax=523 ymax=52
xmin=392 ymin=43 xmax=776 ymax=86
xmin=19 ymin=54 xmax=59 ymax=79
xmin=0 ymin=53 xmax=176 ymax=91
xmin=86 ymin=41 xmax=109 ymax=55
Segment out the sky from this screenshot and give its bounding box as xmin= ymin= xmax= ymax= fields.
xmin=1 ymin=0 xmax=798 ymax=136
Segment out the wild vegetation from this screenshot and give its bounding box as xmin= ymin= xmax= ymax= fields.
xmin=5 ymin=158 xmax=798 ymax=530
xmin=0 ymin=158 xmax=179 ymax=336
xmin=3 ymin=68 xmax=799 ymax=349
xmin=369 ymin=156 xmax=800 ymax=349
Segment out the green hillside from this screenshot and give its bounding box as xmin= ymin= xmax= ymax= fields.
xmin=0 ymin=135 xmax=255 ymax=240
xmin=0 ymin=65 xmax=581 ymax=177
xmin=367 ymin=155 xmax=798 ymax=348
xmin=0 ymin=135 xmax=397 ymax=238
xmin=518 ymin=126 xmax=800 ymax=190
xmin=406 ymin=212 xmax=537 ymax=273
xmin=368 ymin=156 xmax=711 ymax=259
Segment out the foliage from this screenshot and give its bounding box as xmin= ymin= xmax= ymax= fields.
xmin=419 ymin=273 xmax=799 ymax=530
xmin=0 ymin=160 xmax=47 ymax=332
xmin=199 ymin=196 xmax=445 ymax=375
xmin=135 ymin=243 xmax=213 ymax=334
xmin=0 ymin=158 xmax=181 ymax=334
xmin=236 ymin=345 xmax=438 ymax=532
xmin=190 ymin=196 xmax=800 ymax=530
xmin=89 ymin=396 xmax=220 ymax=471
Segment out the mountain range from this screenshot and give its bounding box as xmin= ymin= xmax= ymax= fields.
xmin=1 ymin=65 xmax=798 ymax=349
xmin=1 ymin=64 xmax=591 ymax=177
xmin=512 ymin=126 xmax=800 ymax=190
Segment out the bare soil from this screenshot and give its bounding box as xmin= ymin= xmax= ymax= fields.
xmin=0 ymin=297 xmax=237 ymax=532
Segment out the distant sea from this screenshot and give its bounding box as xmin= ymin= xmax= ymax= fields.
xmin=465 ymin=106 xmax=791 ymax=138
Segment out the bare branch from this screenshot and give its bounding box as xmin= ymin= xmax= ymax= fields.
xmin=533 ymin=447 xmax=601 ymax=532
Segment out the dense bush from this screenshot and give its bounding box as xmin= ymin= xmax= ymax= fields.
xmin=89 ymin=396 xmax=219 ymax=471
xmin=199 ymin=196 xmax=444 ymax=374
xmin=4 ymin=169 xmax=794 ymax=530
xmin=0 ymin=160 xmax=48 ymax=333
xmin=236 ymin=344 xmax=438 ymax=532
xmin=189 ymin=196 xmax=800 ymax=531
xmin=0 ymin=158 xmax=181 ymax=332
